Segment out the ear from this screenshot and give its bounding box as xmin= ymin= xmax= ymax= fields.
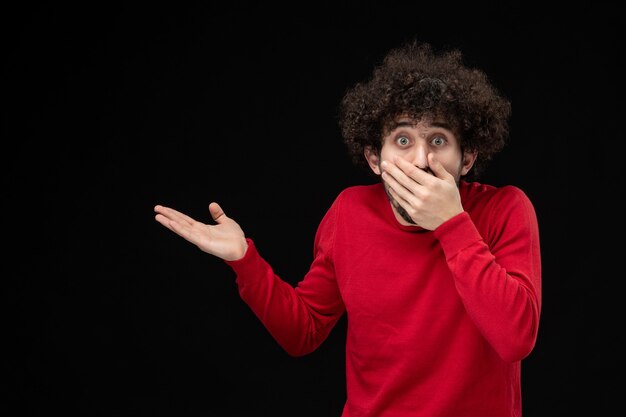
xmin=460 ymin=150 xmax=478 ymax=176
xmin=364 ymin=146 xmax=381 ymax=175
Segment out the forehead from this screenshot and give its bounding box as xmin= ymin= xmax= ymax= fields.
xmin=386 ymin=116 xmax=454 ymax=133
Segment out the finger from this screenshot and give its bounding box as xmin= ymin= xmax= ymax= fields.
xmin=427 ymin=154 xmax=452 ymax=180
xmin=154 ymin=208 xmax=201 ymax=246
xmin=381 ymin=159 xmax=415 ymax=191
xmin=386 ymin=182 xmax=413 ymax=214
xmin=208 ymin=202 xmax=228 ymax=224
xmin=154 ymin=212 xmax=170 ymax=228
xmin=382 ymin=170 xmax=416 ymax=204
xmin=154 ymin=205 xmax=196 ymax=226
xmin=154 ymin=213 xmax=183 ymax=235
xmin=391 ymin=156 xmax=434 ymax=185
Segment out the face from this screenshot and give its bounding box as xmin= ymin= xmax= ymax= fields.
xmin=365 ymin=117 xmax=476 ymax=225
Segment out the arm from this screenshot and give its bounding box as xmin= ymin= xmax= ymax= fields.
xmin=225 ymin=201 xmax=345 ymax=356
xmin=154 ymin=200 xmax=346 ymax=356
xmin=435 ymin=187 xmax=542 ymax=362
xmin=380 ymin=154 xmax=541 ymax=361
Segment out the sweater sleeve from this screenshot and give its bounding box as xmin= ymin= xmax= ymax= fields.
xmin=434 ymin=186 xmax=542 ymax=362
xmin=224 ymin=200 xmax=345 ymax=357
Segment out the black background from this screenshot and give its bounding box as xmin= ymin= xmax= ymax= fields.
xmin=3 ymin=2 xmax=624 ymax=416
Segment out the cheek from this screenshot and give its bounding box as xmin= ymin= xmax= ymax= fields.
xmin=440 ymin=159 xmax=463 ymax=177
xmin=379 ymin=146 xmax=399 ymax=162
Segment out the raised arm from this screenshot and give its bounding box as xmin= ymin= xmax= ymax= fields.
xmin=154 ymin=202 xmax=248 ymax=261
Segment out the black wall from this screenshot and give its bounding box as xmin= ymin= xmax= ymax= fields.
xmin=4 ymin=2 xmax=623 ymax=416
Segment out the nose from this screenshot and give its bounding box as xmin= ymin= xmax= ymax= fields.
xmin=408 ymin=142 xmax=429 ymax=170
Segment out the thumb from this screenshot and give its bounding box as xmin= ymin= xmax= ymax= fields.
xmin=208 ymin=202 xmax=227 ymax=223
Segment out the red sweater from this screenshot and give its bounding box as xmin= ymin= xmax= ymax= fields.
xmin=226 ymin=181 xmax=541 ymax=417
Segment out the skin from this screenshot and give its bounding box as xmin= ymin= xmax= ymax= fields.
xmin=154 ymin=117 xmax=477 ymax=261
xmin=364 ymin=117 xmax=477 ymax=230
xmin=154 ymin=202 xmax=248 ymax=261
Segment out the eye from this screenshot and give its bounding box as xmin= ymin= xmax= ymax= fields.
xmin=396 ymin=136 xmax=410 ymax=146
xmin=431 ymin=136 xmax=446 ymax=146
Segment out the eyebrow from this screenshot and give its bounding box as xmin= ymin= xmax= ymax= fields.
xmin=393 ymin=121 xmax=414 ymax=129
xmin=389 ymin=120 xmax=453 ymax=131
xmin=429 ymin=121 xmax=453 ymax=130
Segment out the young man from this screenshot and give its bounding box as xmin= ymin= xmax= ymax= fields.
xmin=154 ymin=40 xmax=542 ymax=417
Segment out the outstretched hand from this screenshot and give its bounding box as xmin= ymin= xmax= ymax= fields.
xmin=154 ymin=202 xmax=248 ymax=261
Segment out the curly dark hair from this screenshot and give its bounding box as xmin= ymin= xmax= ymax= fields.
xmin=338 ymin=40 xmax=511 ymax=181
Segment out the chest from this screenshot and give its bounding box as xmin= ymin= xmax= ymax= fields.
xmin=334 ymin=233 xmax=458 ymax=316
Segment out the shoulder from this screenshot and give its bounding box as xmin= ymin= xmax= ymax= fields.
xmin=314 ymin=184 xmax=381 ymax=249
xmin=333 ymin=183 xmax=380 ymax=202
xmin=493 ymin=185 xmax=536 ymax=214
xmin=320 ymin=183 xmax=382 ymax=221
xmin=464 ymin=182 xmax=539 ymax=231
xmin=463 ymin=181 xmax=534 ymax=207
xmin=462 ymin=182 xmax=538 ymax=227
